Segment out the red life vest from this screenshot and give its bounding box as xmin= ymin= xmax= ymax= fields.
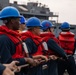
xmin=21 ymin=30 xmax=44 ymax=56
xmin=40 ymin=32 xmax=59 ymax=55
xmin=0 ymin=25 xmax=24 ymax=59
xmin=40 ymin=32 xmax=59 ymax=44
xmin=58 ymin=31 xmax=75 ymax=55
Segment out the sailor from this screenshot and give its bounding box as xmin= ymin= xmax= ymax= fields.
xmin=40 ymin=20 xmax=68 ymax=75
xmin=58 ymin=22 xmax=76 ymax=75
xmin=21 ymin=17 xmax=48 ymax=75
xmin=0 ymin=6 xmax=37 ymax=75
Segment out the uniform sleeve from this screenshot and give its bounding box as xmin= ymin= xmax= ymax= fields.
xmin=47 ymin=39 xmax=67 ymax=59
xmin=0 ymin=63 xmax=6 ymax=75
xmin=24 ymin=38 xmax=37 ymax=56
xmin=0 ymin=35 xmax=26 ymax=65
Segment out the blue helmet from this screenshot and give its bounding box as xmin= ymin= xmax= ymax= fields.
xmin=60 ymin=22 xmax=70 ymax=29
xmin=20 ymin=16 xmax=27 ymax=24
xmin=26 ymin=17 xmax=42 ymax=27
xmin=0 ymin=6 xmax=21 ymax=19
xmin=0 ymin=11 xmax=1 ymax=16
xmin=41 ymin=20 xmax=54 ymax=30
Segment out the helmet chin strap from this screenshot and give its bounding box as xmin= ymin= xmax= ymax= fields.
xmin=48 ymin=28 xmax=51 ymax=32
